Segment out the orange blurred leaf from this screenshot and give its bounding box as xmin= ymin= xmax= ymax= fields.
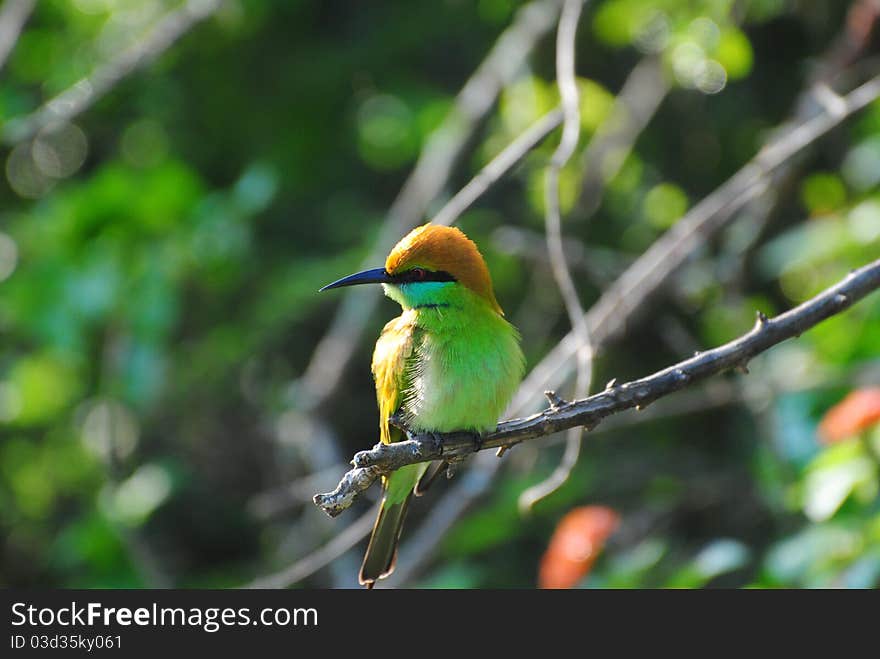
xmin=538 ymin=506 xmax=620 ymax=589
xmin=817 ymin=387 xmax=880 ymax=444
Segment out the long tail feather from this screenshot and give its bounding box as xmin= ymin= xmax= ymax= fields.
xmin=359 ymin=495 xmax=410 ymax=587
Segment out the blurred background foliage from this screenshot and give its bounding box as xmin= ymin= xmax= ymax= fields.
xmin=1 ymin=0 xmax=879 ymax=588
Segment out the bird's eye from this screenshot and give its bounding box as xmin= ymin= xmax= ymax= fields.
xmin=412 ymin=268 xmax=426 ymax=280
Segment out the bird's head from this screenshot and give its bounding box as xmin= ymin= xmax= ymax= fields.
xmin=320 ymin=224 xmax=503 ymax=314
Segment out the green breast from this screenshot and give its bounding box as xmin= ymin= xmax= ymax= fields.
xmin=400 ymin=293 xmax=525 ymax=433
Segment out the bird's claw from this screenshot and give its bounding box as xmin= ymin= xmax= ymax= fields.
xmin=389 ymin=412 xmax=413 ymax=437
xmin=426 ymin=431 xmax=445 ymax=455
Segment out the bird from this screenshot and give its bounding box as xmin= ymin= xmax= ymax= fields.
xmin=320 ymin=224 xmax=525 ymax=587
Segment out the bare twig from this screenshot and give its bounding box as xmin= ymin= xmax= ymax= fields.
xmin=315 ymin=258 xmax=880 ymax=517
xmin=492 ymin=225 xmax=633 ymax=287
xmin=519 ymin=0 xmax=591 ymax=512
xmin=431 ymin=108 xmax=564 ymax=227
xmin=811 ymin=0 xmax=880 ymax=84
xmin=576 ymin=55 xmax=670 ymax=216
xmin=297 ymin=0 xmax=563 ymax=411
xmin=246 ymin=508 xmax=376 ymax=589
xmin=510 ymin=71 xmax=880 ymax=414
xmin=2 ymin=0 xmax=223 ymax=144
xmin=0 ymin=0 xmax=35 ymax=72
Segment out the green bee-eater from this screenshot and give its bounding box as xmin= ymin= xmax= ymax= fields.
xmin=321 ymin=224 xmax=525 ymax=587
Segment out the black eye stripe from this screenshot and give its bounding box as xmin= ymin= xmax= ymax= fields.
xmin=391 ymin=268 xmax=456 ymax=284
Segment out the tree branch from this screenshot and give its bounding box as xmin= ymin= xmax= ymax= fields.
xmin=510 ymin=70 xmax=880 ymax=414
xmin=0 ymin=0 xmax=35 ymax=73
xmin=314 ymin=258 xmax=880 ymax=517
xmin=520 ymin=0 xmax=591 ymax=511
xmin=1 ymin=0 xmax=222 ymax=144
xmin=430 ymin=108 xmax=563 ymax=227
xmin=246 ymin=508 xmax=376 ymax=589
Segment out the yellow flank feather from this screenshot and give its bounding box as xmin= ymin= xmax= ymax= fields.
xmin=371 ymin=310 xmax=418 ymax=445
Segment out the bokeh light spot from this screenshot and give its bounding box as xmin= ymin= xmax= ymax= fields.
xmin=356 ymin=94 xmax=417 ymax=170
xmin=695 ymin=60 xmax=728 ymax=95
xmin=842 ymin=136 xmax=880 ymax=191
xmin=715 ymin=28 xmax=753 ymax=79
xmin=103 ymin=463 xmax=172 ymax=526
xmin=80 ymin=399 xmax=140 ymax=463
xmin=33 ymin=123 xmax=89 ymax=179
xmin=0 ymin=233 xmax=19 ymax=282
xmin=671 ymin=41 xmax=706 ymax=89
xmin=643 ymin=182 xmax=689 ymax=228
xmin=848 ymin=200 xmax=880 ymax=244
xmin=6 ymin=142 xmax=55 ymax=199
xmin=800 ymin=172 xmax=847 ymax=215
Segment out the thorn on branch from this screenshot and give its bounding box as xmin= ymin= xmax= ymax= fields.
xmin=605 ymin=378 xmax=617 ymax=390
xmin=544 ymin=390 xmax=568 ymax=408
xmin=755 ymin=310 xmax=770 ymax=327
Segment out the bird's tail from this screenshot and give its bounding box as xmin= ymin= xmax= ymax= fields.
xmin=359 ymin=496 xmax=410 ymax=587
xmin=359 ymin=463 xmax=423 ymax=588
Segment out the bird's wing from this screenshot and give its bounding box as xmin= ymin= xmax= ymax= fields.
xmin=371 ymin=311 xmax=419 ymax=445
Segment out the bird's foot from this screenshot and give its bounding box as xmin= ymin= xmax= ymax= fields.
xmin=424 ymin=431 xmax=446 ymax=455
xmin=388 ymin=412 xmax=414 ymax=437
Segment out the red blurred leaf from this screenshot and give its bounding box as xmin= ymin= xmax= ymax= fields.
xmin=538 ymin=506 xmax=620 ymax=589
xmin=817 ymin=387 xmax=880 ymax=444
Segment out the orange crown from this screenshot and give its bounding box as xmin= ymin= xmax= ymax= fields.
xmin=385 ymin=224 xmax=503 ymax=314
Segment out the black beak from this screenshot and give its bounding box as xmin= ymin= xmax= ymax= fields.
xmin=319 ymin=267 xmax=392 ymax=291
